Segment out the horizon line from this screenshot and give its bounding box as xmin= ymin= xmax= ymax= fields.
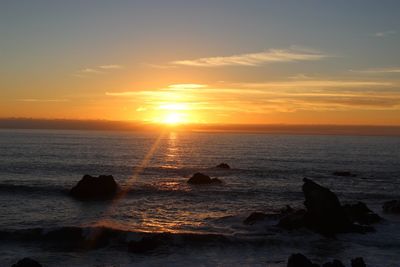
xmin=1 ymin=118 xmax=400 ymax=136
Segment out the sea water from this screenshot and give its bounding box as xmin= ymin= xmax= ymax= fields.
xmin=0 ymin=129 xmax=399 ymax=266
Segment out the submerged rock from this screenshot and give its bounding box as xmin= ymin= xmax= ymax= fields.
xmin=243 ymin=212 xmax=267 ymax=225
xmin=332 ymin=171 xmax=356 ymax=177
xmin=187 ymin=173 xmax=222 ymax=185
xmin=216 ymin=163 xmax=230 ymax=169
xmin=12 ymin=258 xmax=42 ymax=267
xmin=343 ymin=202 xmax=382 ymax=225
xmin=287 ymin=253 xmax=319 ymax=267
xmin=382 ymin=200 xmax=400 ymax=214
xmin=351 ymin=257 xmax=366 ymax=267
xmin=70 ymin=175 xmax=119 ymax=200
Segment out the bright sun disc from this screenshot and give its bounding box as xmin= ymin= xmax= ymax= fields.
xmin=163 ymin=113 xmax=183 ymax=124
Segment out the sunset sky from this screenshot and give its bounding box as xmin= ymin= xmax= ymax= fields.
xmin=1 ymin=0 xmax=400 ymax=125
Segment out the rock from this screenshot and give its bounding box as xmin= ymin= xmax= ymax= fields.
xmin=343 ymin=202 xmax=382 ymax=225
xmin=216 ymin=163 xmax=230 ymax=169
xmin=70 ymin=175 xmax=119 ymax=200
xmin=322 ymin=260 xmax=345 ymax=267
xmin=382 ymin=200 xmax=400 ymax=213
xmin=12 ymin=258 xmax=42 ymax=267
xmin=351 ymin=257 xmax=366 ymax=267
xmin=332 ymin=171 xmax=356 ymax=177
xmin=187 ymin=173 xmax=222 ymax=185
xmin=302 ymin=178 xmax=352 ymax=236
xmin=278 ymin=209 xmax=306 ymax=230
xmin=287 ymin=253 xmax=319 ymax=267
xmin=128 ymin=236 xmax=162 ymax=253
xmin=243 ymin=212 xmax=267 ymax=225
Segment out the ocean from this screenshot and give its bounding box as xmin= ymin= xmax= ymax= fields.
xmin=0 ymin=129 xmax=399 ymax=266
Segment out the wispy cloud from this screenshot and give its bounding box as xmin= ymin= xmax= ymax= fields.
xmin=74 ymin=64 xmax=124 ymax=77
xmin=16 ymin=99 xmax=69 ymax=102
xmin=105 ymin=79 xmax=400 ymax=115
xmin=171 ymin=48 xmax=328 ymax=67
xmin=373 ymin=30 xmax=397 ymax=37
xmin=233 ymin=80 xmax=393 ymax=88
xmin=351 ymin=67 xmax=400 ymax=74
xmin=99 ymin=64 xmax=124 ymax=69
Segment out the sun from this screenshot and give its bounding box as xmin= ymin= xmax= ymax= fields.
xmin=162 ymin=112 xmax=184 ymax=125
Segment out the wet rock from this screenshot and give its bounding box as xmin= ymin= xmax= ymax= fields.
xmin=382 ymin=200 xmax=400 ymax=214
xmin=343 ymin=202 xmax=382 ymax=225
xmin=302 ymin=178 xmax=353 ymax=235
xmin=322 ymin=259 xmax=345 ymax=267
xmin=243 ymin=212 xmax=267 ymax=225
xmin=278 ymin=209 xmax=306 ymax=230
xmin=332 ymin=171 xmax=356 ymax=177
xmin=70 ymin=175 xmax=119 ymax=200
xmin=216 ymin=163 xmax=230 ymax=169
xmin=287 ymin=253 xmax=319 ymax=267
xmin=351 ymin=257 xmax=366 ymax=267
xmin=128 ymin=236 xmax=162 ymax=253
xmin=187 ymin=173 xmax=222 ymax=184
xmin=12 ymin=258 xmax=42 ymax=267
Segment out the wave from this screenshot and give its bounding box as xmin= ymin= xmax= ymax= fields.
xmin=0 ymin=225 xmax=240 ymax=250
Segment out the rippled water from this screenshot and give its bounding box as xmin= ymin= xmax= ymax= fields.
xmin=0 ymin=129 xmax=399 ymax=266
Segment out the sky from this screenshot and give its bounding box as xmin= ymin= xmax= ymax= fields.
xmin=1 ymin=0 xmax=400 ymax=125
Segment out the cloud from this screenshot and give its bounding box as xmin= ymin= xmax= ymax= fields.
xmin=105 ymin=79 xmax=400 ymax=114
xmin=373 ymin=30 xmax=397 ymax=37
xmin=171 ymin=48 xmax=328 ymax=67
xmin=351 ymin=67 xmax=400 ymax=74
xmin=234 ymin=80 xmax=393 ymax=89
xmin=16 ymin=99 xmax=69 ymax=102
xmin=99 ymin=64 xmax=124 ymax=69
xmin=74 ymin=64 xmax=124 ymax=77
xmin=81 ymin=68 xmax=104 ymax=74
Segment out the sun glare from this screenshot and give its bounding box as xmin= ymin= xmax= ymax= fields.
xmin=163 ymin=112 xmax=184 ymax=125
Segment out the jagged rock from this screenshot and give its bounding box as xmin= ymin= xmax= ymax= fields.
xmin=216 ymin=163 xmax=230 ymax=169
xmin=302 ymin=178 xmax=353 ymax=235
xmin=70 ymin=175 xmax=119 ymax=200
xmin=278 ymin=209 xmax=306 ymax=230
xmin=332 ymin=171 xmax=356 ymax=177
xmin=243 ymin=212 xmax=267 ymax=225
xmin=187 ymin=173 xmax=222 ymax=184
xmin=12 ymin=258 xmax=42 ymax=267
xmin=322 ymin=259 xmax=345 ymax=267
xmin=287 ymin=253 xmax=319 ymax=267
xmin=351 ymin=257 xmax=366 ymax=267
xmin=382 ymin=200 xmax=400 ymax=214
xmin=343 ymin=202 xmax=382 ymax=225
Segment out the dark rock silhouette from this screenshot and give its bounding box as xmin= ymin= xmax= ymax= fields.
xmin=12 ymin=258 xmax=42 ymax=267
xmin=382 ymin=200 xmax=400 ymax=213
xmin=187 ymin=173 xmax=222 ymax=184
xmin=287 ymin=253 xmax=319 ymax=267
xmin=278 ymin=209 xmax=306 ymax=230
xmin=351 ymin=257 xmax=366 ymax=267
xmin=279 ymin=178 xmax=374 ymax=236
xmin=243 ymin=212 xmax=267 ymax=225
xmin=302 ymin=178 xmax=353 ymax=235
xmin=128 ymin=236 xmax=162 ymax=253
xmin=322 ymin=260 xmax=345 ymax=267
xmin=70 ymin=175 xmax=119 ymax=200
xmin=332 ymin=171 xmax=356 ymax=177
xmin=343 ymin=202 xmax=382 ymax=225
xmin=216 ymin=163 xmax=230 ymax=169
